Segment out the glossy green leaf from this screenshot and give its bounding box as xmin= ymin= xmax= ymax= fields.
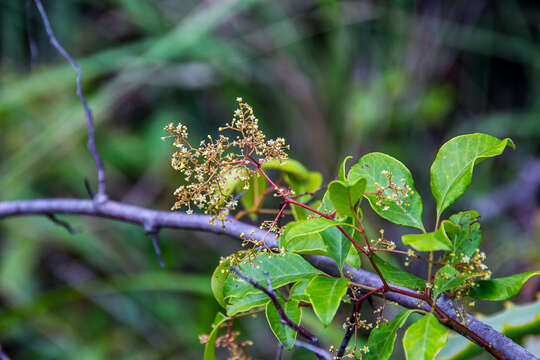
xmin=349 ymin=152 xmax=425 ymax=230
xmin=433 ymin=265 xmax=470 ymax=299
xmin=211 ymin=257 xmax=231 ymax=308
xmin=403 ymin=313 xmax=449 ymax=360
xmin=290 ymin=279 xmax=311 ymax=303
xmin=328 ymin=177 xmax=367 ymax=218
xmin=266 ymin=298 xmax=302 ymax=349
xmin=401 ymin=221 xmax=457 ymax=252
xmin=282 ymin=218 xmax=352 ymax=246
xmin=284 ymin=232 xmax=328 ymax=255
xmin=224 ymin=253 xmax=321 ymax=299
xmin=430 ymin=133 xmax=515 ymax=218
xmin=448 ymin=210 xmax=482 ymax=260
xmin=320 ymin=224 xmax=351 ymax=273
xmin=204 ymin=312 xmax=229 ymax=360
xmin=306 ymin=276 xmax=349 ymax=326
xmin=364 ymin=310 xmax=415 ymax=360
xmin=470 ymin=270 xmax=540 ymax=301
xmin=226 ymin=292 xmax=268 ymax=316
xmin=373 ymin=255 xmax=425 ymax=290
xmin=339 ymin=156 xmax=353 ymax=181
xmin=262 ymin=158 xmax=310 ymax=178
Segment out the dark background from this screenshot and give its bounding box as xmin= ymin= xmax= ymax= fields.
xmin=1 ymin=0 xmax=539 ymax=358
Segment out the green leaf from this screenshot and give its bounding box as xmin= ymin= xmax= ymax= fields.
xmin=402 ymin=221 xmax=457 ymax=252
xmin=320 ymin=225 xmax=351 ymax=274
xmin=282 ymin=218 xmax=352 ymax=246
xmin=290 ymin=279 xmax=311 ymax=303
xmin=339 ymin=156 xmax=353 ymax=181
xmin=403 ymin=313 xmax=449 ymax=360
xmin=306 ymin=276 xmax=348 ymax=326
xmin=345 ymin=247 xmax=362 ymax=269
xmin=328 ymin=177 xmax=367 ymax=218
xmin=203 ymin=312 xmax=229 ymax=360
xmin=349 ymin=153 xmax=425 ymax=230
xmin=433 ymin=265 xmax=470 ymax=299
xmin=469 ymin=270 xmax=540 ymax=301
xmin=266 ymin=297 xmax=302 ymax=349
xmin=226 ymin=292 xmax=268 ymax=316
xmin=447 ymin=210 xmax=481 ymax=260
xmin=364 ymin=310 xmax=415 ymax=360
xmin=430 ymin=133 xmax=515 ymax=218
xmin=224 ymin=253 xmax=321 ymax=299
xmin=262 ymin=159 xmax=310 ymax=178
xmin=284 ymin=232 xmax=328 ymax=256
xmin=211 ymin=257 xmax=231 ymax=308
xmin=373 ymin=255 xmax=425 ymax=290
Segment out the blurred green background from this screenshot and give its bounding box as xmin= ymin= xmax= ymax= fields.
xmin=1 ymin=0 xmax=540 ymax=359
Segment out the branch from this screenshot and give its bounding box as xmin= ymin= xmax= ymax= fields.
xmin=0 ymin=199 xmax=537 ymax=359
xmin=33 ymin=0 xmax=107 ymax=202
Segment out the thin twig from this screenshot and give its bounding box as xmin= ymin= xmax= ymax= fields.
xmin=25 ymin=0 xmax=38 ymax=70
xmin=150 ymin=232 xmax=165 ymax=268
xmin=229 ymin=266 xmax=318 ymax=344
xmin=46 ymin=214 xmax=77 ymax=234
xmin=84 ymin=178 xmax=95 ymax=199
xmin=33 ymin=0 xmax=107 ymax=202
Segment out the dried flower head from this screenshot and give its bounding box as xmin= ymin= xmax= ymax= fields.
xmin=163 ymin=98 xmax=289 ymax=222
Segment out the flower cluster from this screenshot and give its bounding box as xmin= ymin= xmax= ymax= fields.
xmin=370 ymin=229 xmax=396 ymax=250
xmin=163 ymin=98 xmax=289 ymax=222
xmin=449 ymin=249 xmax=492 ymax=302
xmin=373 ymin=170 xmax=412 ymax=210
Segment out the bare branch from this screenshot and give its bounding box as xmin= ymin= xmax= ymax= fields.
xmin=0 ymin=198 xmax=537 ymax=359
xmin=33 ymin=0 xmax=107 ymax=202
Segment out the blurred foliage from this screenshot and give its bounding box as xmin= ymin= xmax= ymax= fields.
xmin=1 ymin=0 xmax=540 ymax=358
